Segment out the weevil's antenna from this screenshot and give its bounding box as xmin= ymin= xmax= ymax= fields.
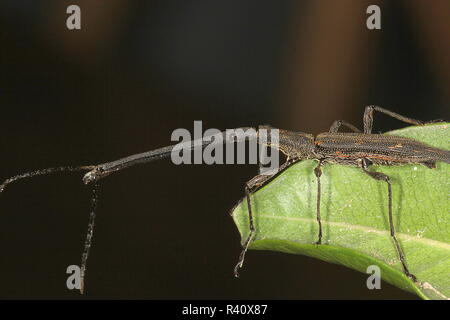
xmin=0 ymin=164 xmax=99 ymax=294
xmin=80 ymin=182 xmax=99 ymax=294
xmin=0 ymin=166 xmax=96 ymax=194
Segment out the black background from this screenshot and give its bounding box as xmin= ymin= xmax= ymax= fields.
xmin=0 ymin=1 xmax=448 ymax=299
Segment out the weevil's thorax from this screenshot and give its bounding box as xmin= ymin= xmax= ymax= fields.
xmin=273 ymin=130 xmax=316 ymax=159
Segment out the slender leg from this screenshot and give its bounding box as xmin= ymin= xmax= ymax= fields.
xmin=233 ymin=184 xmax=256 ymax=278
xmin=80 ymin=183 xmax=100 ymax=294
xmin=363 ymin=105 xmax=425 ymax=134
xmin=314 ymin=161 xmax=323 ymax=245
xmin=361 ymin=160 xmax=417 ymax=282
xmin=329 ymin=120 xmax=361 ymax=133
xmin=233 ymin=159 xmax=295 ymax=277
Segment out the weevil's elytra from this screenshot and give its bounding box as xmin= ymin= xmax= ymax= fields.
xmin=314 ymin=132 xmax=450 ymax=166
xmin=1 ymin=105 xmax=449 ymax=291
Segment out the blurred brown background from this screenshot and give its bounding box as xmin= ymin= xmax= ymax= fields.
xmin=0 ymin=0 xmax=448 ymax=299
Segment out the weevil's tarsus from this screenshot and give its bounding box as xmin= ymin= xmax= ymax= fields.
xmin=80 ymin=182 xmax=99 ymax=294
xmin=0 ymin=166 xmax=95 ymax=194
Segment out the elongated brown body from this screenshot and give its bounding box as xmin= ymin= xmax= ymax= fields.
xmin=274 ymin=129 xmax=450 ymax=166
xmin=313 ymin=132 xmax=450 ymax=166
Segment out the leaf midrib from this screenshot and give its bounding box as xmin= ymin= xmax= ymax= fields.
xmin=257 ymin=214 xmax=450 ymax=250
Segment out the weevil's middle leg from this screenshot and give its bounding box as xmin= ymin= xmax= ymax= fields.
xmin=233 ymin=159 xmax=295 ymax=277
xmin=314 ymin=161 xmax=324 ymax=245
xmin=361 ymin=159 xmax=417 ymax=282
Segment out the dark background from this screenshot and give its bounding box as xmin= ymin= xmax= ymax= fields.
xmin=0 ymin=0 xmax=448 ymax=299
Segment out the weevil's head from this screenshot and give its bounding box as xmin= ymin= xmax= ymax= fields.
xmin=257 ymin=127 xmax=316 ymax=159
xmin=277 ymin=130 xmax=316 ymax=159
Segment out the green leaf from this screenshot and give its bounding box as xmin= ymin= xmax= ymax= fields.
xmin=231 ymin=123 xmax=450 ymax=300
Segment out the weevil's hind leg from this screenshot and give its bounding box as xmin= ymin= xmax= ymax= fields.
xmin=314 ymin=161 xmax=324 ymax=245
xmin=80 ymin=183 xmax=100 ymax=294
xmin=361 ymin=159 xmax=417 ymax=282
xmin=329 ymin=120 xmax=361 ymax=133
xmin=363 ymin=105 xmax=425 ymax=134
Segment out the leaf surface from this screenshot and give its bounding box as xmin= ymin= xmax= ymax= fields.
xmin=231 ymin=123 xmax=450 ymax=299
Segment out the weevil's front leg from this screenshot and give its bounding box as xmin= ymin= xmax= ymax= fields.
xmin=314 ymin=160 xmax=324 ymax=245
xmin=361 ymin=159 xmax=417 ymax=282
xmin=363 ymin=105 xmax=425 ymax=134
xmin=329 ymin=120 xmax=361 ymax=133
xmin=233 ymin=159 xmax=296 ymax=277
xmin=233 ymin=183 xmax=257 ymax=278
